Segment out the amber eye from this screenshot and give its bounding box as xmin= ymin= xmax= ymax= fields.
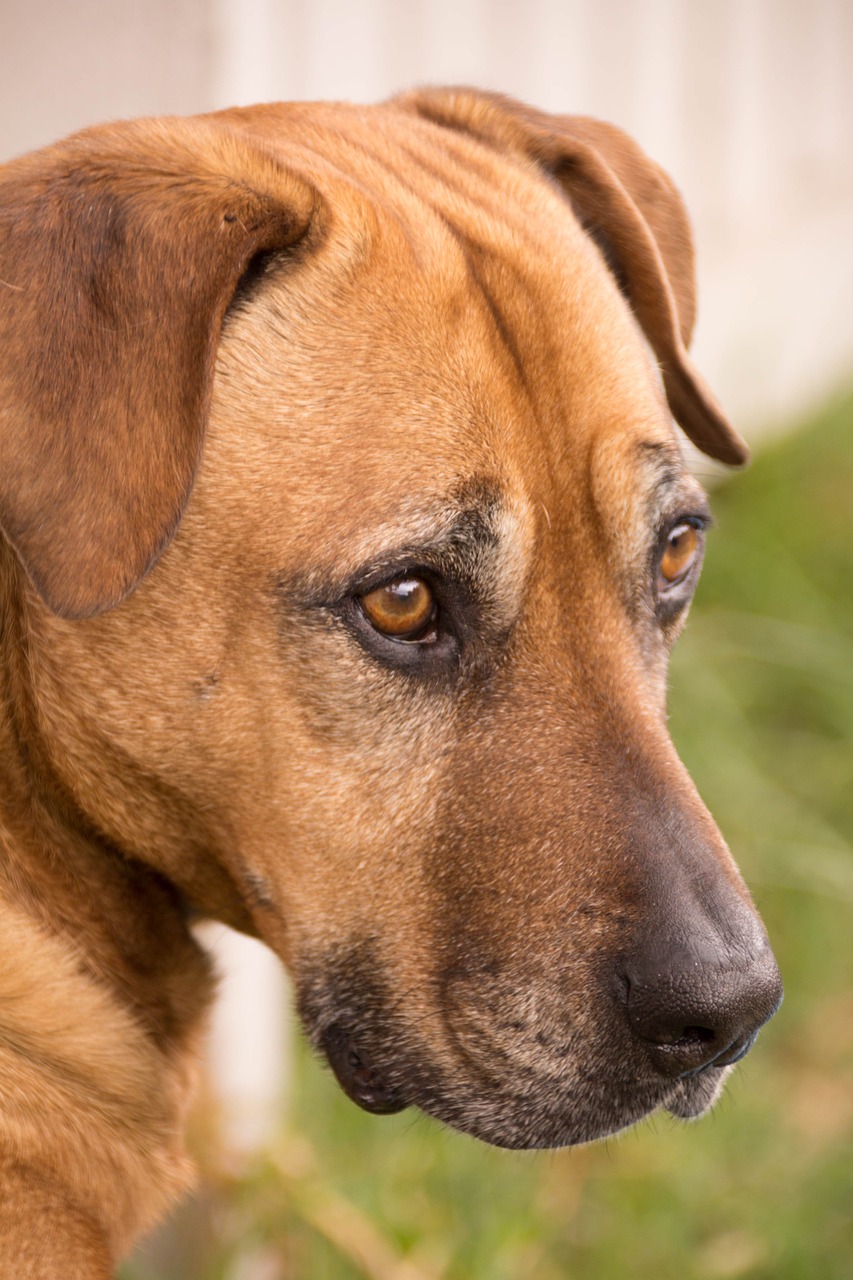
xmin=358 ymin=576 xmax=436 ymax=640
xmin=659 ymin=521 xmax=700 ymax=588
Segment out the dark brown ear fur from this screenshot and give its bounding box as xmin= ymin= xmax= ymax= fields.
xmin=0 ymin=119 xmax=317 ymax=618
xmin=396 ymin=87 xmax=748 ymax=466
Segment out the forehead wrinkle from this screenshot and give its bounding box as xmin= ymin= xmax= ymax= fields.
xmin=303 ymin=122 xmax=506 ymax=288
xmin=428 ymin=213 xmax=532 ymax=405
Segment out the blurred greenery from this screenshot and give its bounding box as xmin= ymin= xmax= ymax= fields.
xmin=126 ymin=393 xmax=853 ymax=1280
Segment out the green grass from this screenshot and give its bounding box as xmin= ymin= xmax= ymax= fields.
xmin=126 ymin=393 xmax=853 ymax=1280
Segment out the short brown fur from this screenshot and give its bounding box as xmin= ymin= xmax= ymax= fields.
xmin=0 ymin=89 xmax=777 ymax=1275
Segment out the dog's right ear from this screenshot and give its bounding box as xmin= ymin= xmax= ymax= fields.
xmin=0 ymin=119 xmax=318 ymax=619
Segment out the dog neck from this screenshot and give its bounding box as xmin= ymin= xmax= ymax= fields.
xmin=0 ymin=539 xmax=222 ymax=1259
xmin=0 ymin=539 xmax=218 ymax=1053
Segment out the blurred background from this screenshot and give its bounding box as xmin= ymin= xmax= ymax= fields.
xmin=2 ymin=2 xmax=851 ymax=1277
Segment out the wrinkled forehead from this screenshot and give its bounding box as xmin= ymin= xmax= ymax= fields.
xmin=214 ymin=118 xmax=695 ymax=566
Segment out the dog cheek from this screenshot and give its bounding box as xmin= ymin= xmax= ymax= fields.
xmin=239 ymin=691 xmax=458 ymax=954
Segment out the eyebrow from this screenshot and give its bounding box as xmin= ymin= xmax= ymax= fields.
xmin=338 ymin=501 xmax=504 ymax=598
xmin=634 ymin=439 xmax=712 ymax=520
xmin=634 ymin=438 xmax=683 ymax=482
xmin=275 ymin=482 xmax=510 ymax=609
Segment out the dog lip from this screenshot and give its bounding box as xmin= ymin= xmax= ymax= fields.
xmin=320 ymin=1023 xmax=408 ymax=1115
xmin=663 ymin=1064 xmax=730 ymax=1119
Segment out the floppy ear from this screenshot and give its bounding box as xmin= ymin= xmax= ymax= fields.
xmin=397 ymin=88 xmax=747 ymax=466
xmin=0 ymin=118 xmax=317 ymax=618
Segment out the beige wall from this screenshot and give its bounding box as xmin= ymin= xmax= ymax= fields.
xmin=0 ymin=0 xmax=212 ymax=157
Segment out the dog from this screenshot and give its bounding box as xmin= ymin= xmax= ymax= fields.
xmin=0 ymin=87 xmax=782 ymax=1276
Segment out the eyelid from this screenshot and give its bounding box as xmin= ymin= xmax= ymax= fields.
xmin=665 ymin=508 xmax=711 ymax=532
xmin=656 ymin=511 xmax=711 ymax=551
xmin=326 ymin=554 xmax=443 ymax=612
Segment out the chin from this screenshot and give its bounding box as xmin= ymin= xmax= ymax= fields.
xmin=314 ymin=1013 xmax=733 ymax=1150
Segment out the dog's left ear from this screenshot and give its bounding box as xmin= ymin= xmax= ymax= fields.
xmin=0 ymin=118 xmax=318 ymax=618
xmin=396 ymin=88 xmax=747 ymax=466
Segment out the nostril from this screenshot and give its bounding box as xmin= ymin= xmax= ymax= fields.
xmin=633 ymin=1018 xmax=722 ymax=1075
xmin=671 ymin=1025 xmax=716 ymax=1050
xmin=643 ymin=1023 xmax=716 ymax=1049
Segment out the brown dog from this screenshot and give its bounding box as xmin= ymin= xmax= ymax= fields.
xmin=0 ymin=88 xmax=781 ymax=1276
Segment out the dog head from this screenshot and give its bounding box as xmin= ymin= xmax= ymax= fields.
xmin=0 ymin=89 xmax=781 ymax=1147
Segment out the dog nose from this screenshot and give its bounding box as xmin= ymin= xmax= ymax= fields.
xmin=624 ymin=936 xmax=783 ymax=1077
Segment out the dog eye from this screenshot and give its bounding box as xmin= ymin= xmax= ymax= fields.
xmin=657 ymin=520 xmax=701 ymax=591
xmin=358 ymin=576 xmax=437 ymax=641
